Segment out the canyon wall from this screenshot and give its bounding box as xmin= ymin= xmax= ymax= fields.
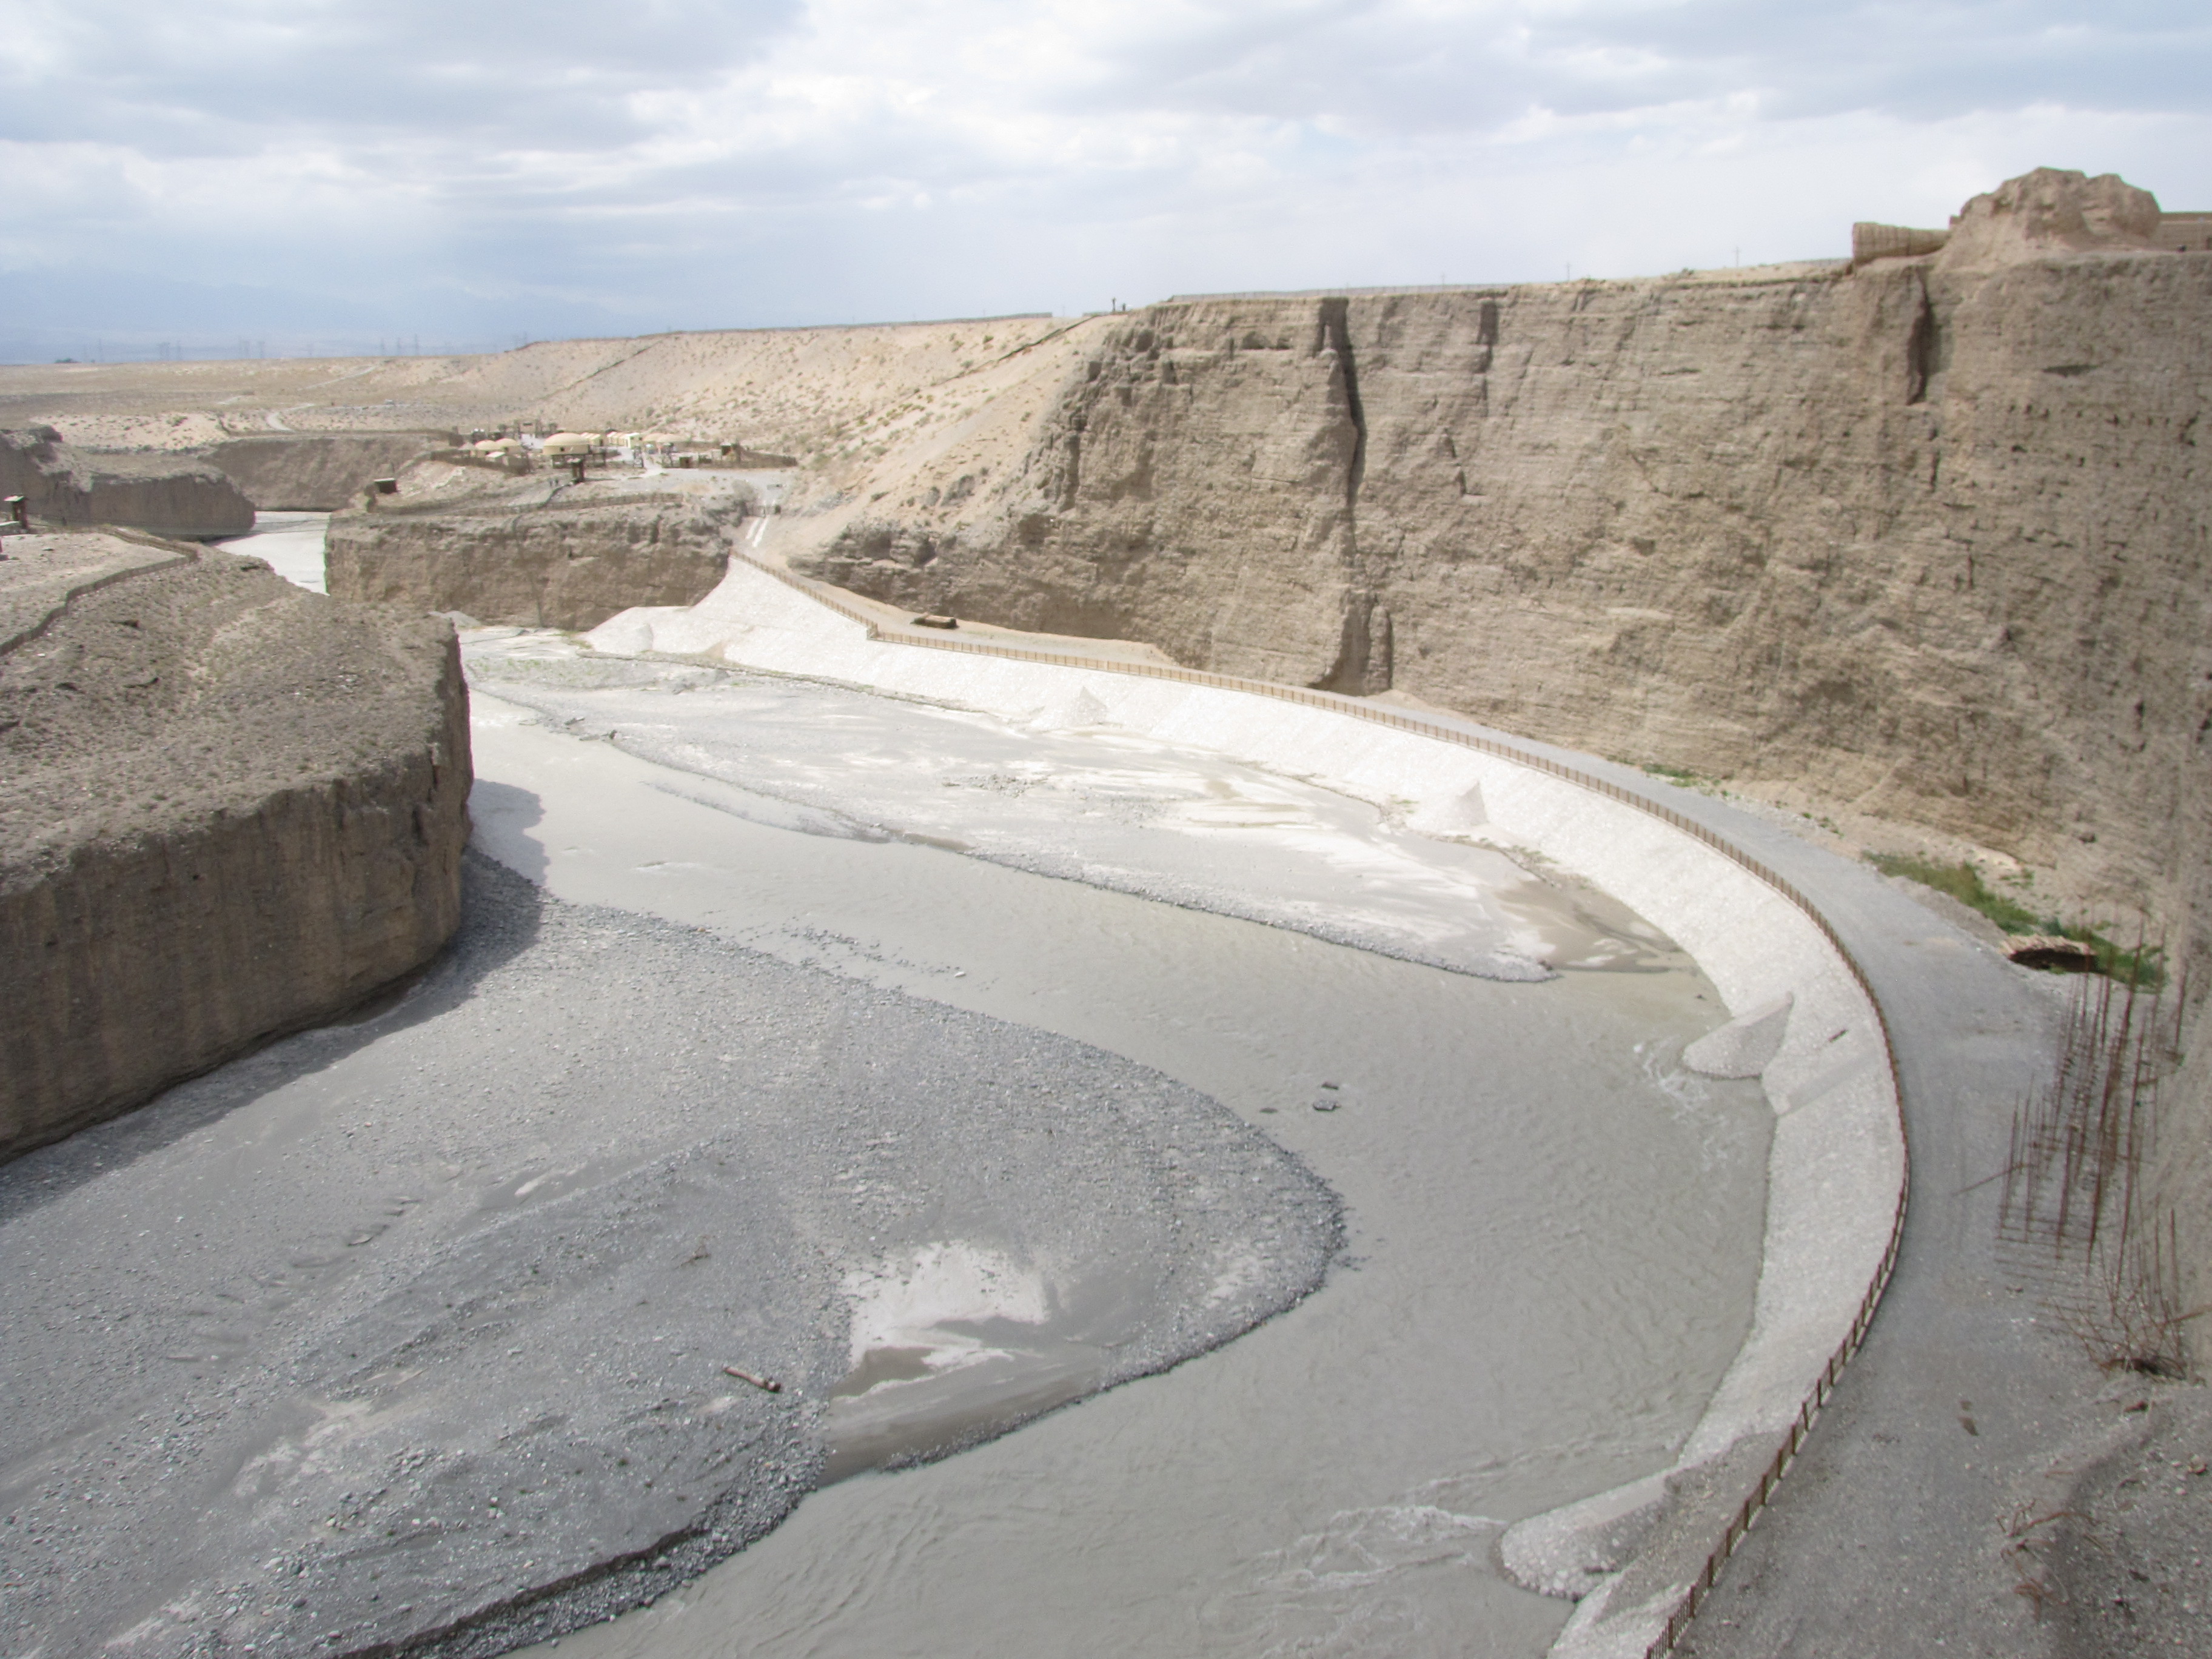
xmin=797 ymin=178 xmax=2209 ymax=922
xmin=326 ymin=488 xmax=745 ymax=629
xmin=0 ymin=535 xmax=471 ymax=1160
xmin=206 ymin=432 xmax=457 ymax=509
xmin=1 ymin=425 xmax=253 ymax=539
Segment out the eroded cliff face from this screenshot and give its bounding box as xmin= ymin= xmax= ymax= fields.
xmin=327 ymin=485 xmax=745 ymax=629
xmin=788 ymin=175 xmax=2212 ymax=1362
xmin=1 ymin=424 xmax=254 ymax=540
xmin=206 ymin=432 xmax=456 ymax=509
xmin=799 ymin=252 xmax=2210 ymax=920
xmin=0 ymin=537 xmax=470 ymax=1159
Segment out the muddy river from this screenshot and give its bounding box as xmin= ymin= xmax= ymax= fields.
xmin=458 ymin=654 xmax=1768 ymax=1655
xmin=193 ymin=520 xmax=1774 ymax=1656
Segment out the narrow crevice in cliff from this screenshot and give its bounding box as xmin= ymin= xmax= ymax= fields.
xmin=1905 ymin=272 xmax=1936 ymax=405
xmin=1316 ymin=298 xmax=1368 ymax=508
xmin=1310 ymin=299 xmax=1381 ymax=693
xmin=1059 ymin=421 xmax=1082 ymax=510
xmin=1311 ymin=596 xmax=1392 ymax=696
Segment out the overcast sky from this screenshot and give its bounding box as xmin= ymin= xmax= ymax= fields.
xmin=2 ymin=0 xmax=2207 ymax=358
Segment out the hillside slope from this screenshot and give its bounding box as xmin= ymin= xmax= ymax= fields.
xmin=0 ymin=313 xmax=1083 ymax=469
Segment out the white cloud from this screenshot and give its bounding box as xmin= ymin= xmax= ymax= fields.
xmin=1 ymin=0 xmax=2207 ymax=355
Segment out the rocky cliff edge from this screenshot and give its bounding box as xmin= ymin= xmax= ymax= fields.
xmin=326 ymin=471 xmax=750 ymax=630
xmin=0 ymin=532 xmax=471 ymax=1159
xmin=1 ymin=424 xmax=253 ymax=540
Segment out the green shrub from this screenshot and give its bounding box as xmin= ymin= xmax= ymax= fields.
xmin=1863 ymin=853 xmax=2162 ymax=986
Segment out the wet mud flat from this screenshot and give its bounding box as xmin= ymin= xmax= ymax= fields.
xmin=0 ymin=855 xmax=1337 ymax=1659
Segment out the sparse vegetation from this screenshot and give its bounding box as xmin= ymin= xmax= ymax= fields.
xmin=1638 ymin=760 xmax=1701 ymax=787
xmin=1864 ymin=852 xmax=2163 ymax=985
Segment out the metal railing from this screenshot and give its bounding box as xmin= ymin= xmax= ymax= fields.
xmin=728 ymin=552 xmax=1911 ymax=1655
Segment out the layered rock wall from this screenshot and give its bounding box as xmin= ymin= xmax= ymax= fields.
xmin=800 ymin=204 xmax=2209 ymax=923
xmin=0 ymin=536 xmax=470 ymax=1159
xmin=1 ymin=425 xmax=253 ymax=540
xmin=327 ymin=489 xmax=743 ymax=629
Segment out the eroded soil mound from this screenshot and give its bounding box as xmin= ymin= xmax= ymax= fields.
xmin=0 ymin=533 xmax=469 ymax=1156
xmin=327 ymin=475 xmax=748 ymax=630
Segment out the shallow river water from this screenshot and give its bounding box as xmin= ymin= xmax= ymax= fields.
xmin=186 ymin=525 xmax=1774 ymax=1657
xmin=215 ymin=509 xmax=330 ymax=591
xmin=455 ymin=639 xmax=1772 ymax=1659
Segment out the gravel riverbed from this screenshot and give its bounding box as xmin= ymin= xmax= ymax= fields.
xmin=0 ymin=855 xmax=1338 ymax=1658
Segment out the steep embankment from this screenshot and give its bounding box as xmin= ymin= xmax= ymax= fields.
xmin=794 ymin=250 xmax=2209 ymax=923
xmin=326 ymin=477 xmax=749 ymax=629
xmin=1 ymin=424 xmax=253 ymax=538
xmin=0 ymin=534 xmax=470 ymax=1159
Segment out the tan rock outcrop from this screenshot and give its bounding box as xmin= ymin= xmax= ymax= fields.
xmin=1935 ymin=167 xmax=2162 ymax=271
xmin=1 ymin=425 xmax=253 ymax=540
xmin=326 ymin=484 xmax=745 ymax=629
xmin=0 ymin=534 xmax=469 ymax=1161
xmin=791 ymin=173 xmax=2208 ymax=923
xmin=204 ymin=432 xmax=456 ymax=509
